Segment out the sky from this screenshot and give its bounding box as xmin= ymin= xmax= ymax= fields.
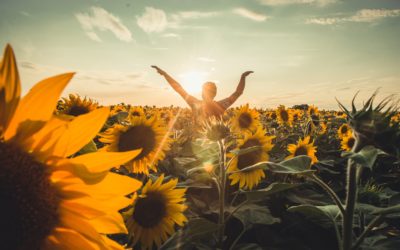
xmin=1 ymin=0 xmax=400 ymax=109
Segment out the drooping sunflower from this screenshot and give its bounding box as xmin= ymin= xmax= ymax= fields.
xmin=341 ymin=134 xmax=355 ymax=151
xmin=228 ymin=128 xmax=275 ymax=190
xmin=276 ymin=105 xmax=294 ymax=127
xmin=286 ymin=136 xmax=318 ymax=164
xmin=0 ymin=45 xmax=142 ymax=249
xmin=100 ymin=114 xmax=171 ymax=174
xmin=230 ymin=104 xmax=261 ymax=133
xmin=307 ymin=114 xmax=326 ymax=135
xmin=338 ymin=123 xmax=352 ymax=139
xmin=125 ymin=174 xmax=187 ymax=249
xmin=58 ymin=93 xmax=98 ymax=117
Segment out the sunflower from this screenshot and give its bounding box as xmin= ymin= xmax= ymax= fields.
xmin=230 ymin=104 xmax=261 ymax=133
xmin=276 ymin=105 xmax=294 ymax=127
xmin=307 ymin=114 xmax=326 ymax=135
xmin=341 ymin=134 xmax=355 ymax=151
xmin=0 ymin=45 xmax=142 ymax=249
xmin=59 ymin=93 xmax=98 ymax=117
xmin=100 ymin=114 xmax=171 ymax=174
xmin=228 ymin=128 xmax=275 ymax=190
xmin=286 ymin=136 xmax=318 ymax=164
xmin=202 ymin=116 xmax=231 ymax=142
xmin=308 ymin=105 xmax=319 ymax=117
xmin=110 ymin=104 xmax=128 ymax=117
xmin=125 ymin=174 xmax=187 ymax=249
xmin=338 ymin=123 xmax=352 ymax=139
xmin=130 ymin=106 xmax=145 ymax=117
xmin=292 ymin=109 xmax=303 ymax=123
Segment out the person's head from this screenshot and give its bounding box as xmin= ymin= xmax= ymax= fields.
xmin=202 ymin=82 xmax=217 ymax=101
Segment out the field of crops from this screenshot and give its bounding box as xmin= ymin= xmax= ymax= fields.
xmin=1 ymin=44 xmax=400 ymax=250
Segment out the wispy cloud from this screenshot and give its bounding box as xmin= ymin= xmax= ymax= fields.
xmin=75 ymin=6 xmax=133 ymax=42
xmin=258 ymin=0 xmax=336 ymax=7
xmin=19 ymin=11 xmax=31 ymax=17
xmin=197 ymin=57 xmax=216 ymax=62
xmin=307 ymin=9 xmax=400 ymax=25
xmin=232 ymin=8 xmax=269 ymax=22
xmin=136 ymin=7 xmax=168 ymax=33
xmin=161 ymin=33 xmax=181 ymax=38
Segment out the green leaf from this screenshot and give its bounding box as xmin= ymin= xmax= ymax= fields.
xmin=241 ymin=182 xmax=302 ymax=201
xmin=230 ymin=146 xmax=262 ymax=156
xmin=288 ymin=204 xmax=341 ymax=229
xmin=357 ymin=203 xmax=400 ymax=218
xmin=76 ymin=140 xmax=97 ymax=155
xmin=228 ymin=204 xmax=280 ymax=229
xmin=342 ymin=145 xmax=379 ymax=169
xmin=160 ymin=218 xmax=218 ymax=250
xmin=232 ymin=155 xmax=315 ymax=176
xmin=232 ymin=243 xmax=263 ymax=250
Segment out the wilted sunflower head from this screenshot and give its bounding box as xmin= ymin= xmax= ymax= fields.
xmin=58 ymin=94 xmax=98 ymax=117
xmin=337 ymin=91 xmax=400 ymax=155
xmin=202 ymin=117 xmax=231 ymax=141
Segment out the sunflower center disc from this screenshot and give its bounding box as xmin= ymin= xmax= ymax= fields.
xmin=118 ymin=125 xmax=156 ymax=160
xmin=0 ymin=142 xmax=59 ymax=249
xmin=133 ymin=192 xmax=167 ymax=228
xmin=67 ymin=105 xmax=90 ymax=116
xmin=347 ymin=137 xmax=355 ymax=149
xmin=294 ymin=145 xmax=308 ymax=156
xmin=132 ymin=111 xmax=141 ymax=116
xmin=280 ymin=110 xmax=289 ymax=121
xmin=341 ymin=126 xmax=348 ymax=134
xmin=237 ymin=139 xmax=262 ymax=170
xmin=311 ymin=115 xmax=320 ymax=127
xmin=238 ymin=113 xmax=252 ymax=129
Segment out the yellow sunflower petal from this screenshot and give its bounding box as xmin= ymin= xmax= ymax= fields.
xmin=52 ymin=107 xmax=109 ymax=157
xmin=0 ymin=44 xmax=21 ymax=135
xmin=4 ymin=72 xmax=74 ymax=141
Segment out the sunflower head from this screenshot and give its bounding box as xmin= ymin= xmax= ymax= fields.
xmin=228 ymin=128 xmax=275 ymax=190
xmin=286 ymin=136 xmax=318 ymax=164
xmin=100 ymin=115 xmax=171 ymax=174
xmin=126 ymin=175 xmax=187 ymax=249
xmin=338 ymin=123 xmax=352 ymax=138
xmin=58 ymin=94 xmax=98 ymax=117
xmin=202 ymin=117 xmax=231 ymax=142
xmin=130 ymin=106 xmax=145 ymax=117
xmin=337 ymin=91 xmax=400 ymax=155
xmin=276 ymin=105 xmax=293 ymax=127
xmin=230 ymin=104 xmax=261 ymax=133
xmin=308 ymin=105 xmax=319 ymax=117
xmin=341 ymin=134 xmax=355 ymax=151
xmin=1 ymin=44 xmax=142 ymax=250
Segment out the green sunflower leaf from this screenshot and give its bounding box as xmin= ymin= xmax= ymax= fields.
xmin=240 ymin=182 xmax=302 ymax=201
xmin=341 ymin=145 xmax=379 ymax=169
xmin=288 ymin=204 xmax=341 ymax=229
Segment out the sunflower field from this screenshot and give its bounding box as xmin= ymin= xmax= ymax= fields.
xmin=1 ymin=44 xmax=400 ymax=250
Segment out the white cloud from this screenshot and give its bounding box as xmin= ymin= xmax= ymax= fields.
xmin=75 ymin=6 xmax=132 ymax=42
xmin=161 ymin=33 xmax=181 ymax=38
xmin=306 ymin=9 xmax=400 ymax=25
xmin=197 ymin=57 xmax=216 ymax=62
xmin=349 ymin=9 xmax=400 ymax=22
xmin=232 ymin=8 xmax=269 ymax=22
xmin=136 ymin=7 xmax=168 ymax=33
xmin=174 ymin=11 xmax=218 ymax=19
xmin=259 ymin=0 xmax=336 ymax=7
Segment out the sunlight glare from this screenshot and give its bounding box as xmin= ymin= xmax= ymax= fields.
xmin=178 ymin=71 xmax=208 ymax=94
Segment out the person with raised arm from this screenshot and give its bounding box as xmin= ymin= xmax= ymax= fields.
xmin=151 ymin=65 xmax=253 ymax=126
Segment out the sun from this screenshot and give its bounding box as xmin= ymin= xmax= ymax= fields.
xmin=178 ymin=71 xmax=208 ymax=94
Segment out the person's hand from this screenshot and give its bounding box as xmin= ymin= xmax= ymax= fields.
xmin=241 ymin=71 xmax=254 ymax=78
xmin=151 ymin=65 xmax=166 ymax=76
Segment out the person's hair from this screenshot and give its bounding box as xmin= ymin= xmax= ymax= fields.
xmin=202 ymin=82 xmax=217 ymax=98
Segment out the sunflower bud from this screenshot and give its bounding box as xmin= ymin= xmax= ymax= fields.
xmin=202 ymin=117 xmax=231 ymax=142
xmin=337 ymin=91 xmax=400 ymax=156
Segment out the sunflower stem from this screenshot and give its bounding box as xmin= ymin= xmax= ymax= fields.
xmin=311 ymin=174 xmax=345 ymax=216
xmin=342 ymin=140 xmax=362 ymax=250
xmin=217 ymin=140 xmax=227 ymax=248
xmin=352 ymin=214 xmax=384 ymax=250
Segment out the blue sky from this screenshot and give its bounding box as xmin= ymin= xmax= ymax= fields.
xmin=1 ymin=0 xmax=399 ymax=109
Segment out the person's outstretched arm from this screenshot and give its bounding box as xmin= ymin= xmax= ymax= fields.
xmin=151 ymin=65 xmax=198 ymax=106
xmin=218 ymin=71 xmax=253 ymax=109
